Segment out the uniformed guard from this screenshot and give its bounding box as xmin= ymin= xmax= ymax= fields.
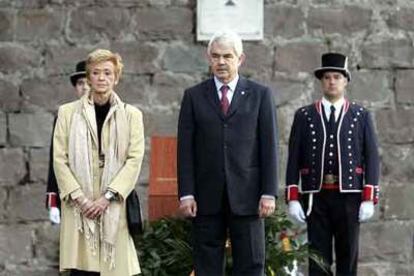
xmin=285 ymin=52 xmax=380 ymax=275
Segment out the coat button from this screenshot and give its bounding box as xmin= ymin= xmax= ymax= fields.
xmin=330 ymin=134 xmax=334 ymax=139
xmin=223 ymin=124 xmax=228 ymax=128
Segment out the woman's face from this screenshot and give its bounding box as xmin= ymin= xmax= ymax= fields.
xmin=88 ymin=60 xmax=118 ymax=95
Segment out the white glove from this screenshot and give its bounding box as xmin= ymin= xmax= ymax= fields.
xmin=49 ymin=207 xmax=61 ymax=224
xmin=359 ymin=201 xmax=374 ymax=222
xmin=288 ymin=200 xmax=306 ymax=224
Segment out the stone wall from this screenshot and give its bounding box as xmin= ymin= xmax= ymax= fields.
xmin=0 ymin=0 xmax=413 ymax=275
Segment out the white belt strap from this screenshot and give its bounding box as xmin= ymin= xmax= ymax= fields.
xmin=306 ymin=193 xmax=314 ymax=217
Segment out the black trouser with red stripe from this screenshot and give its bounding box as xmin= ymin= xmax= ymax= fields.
xmin=302 ymin=190 xmax=361 ymax=276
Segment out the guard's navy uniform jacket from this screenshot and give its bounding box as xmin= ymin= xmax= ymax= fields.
xmin=286 ymin=99 xmax=380 ymax=202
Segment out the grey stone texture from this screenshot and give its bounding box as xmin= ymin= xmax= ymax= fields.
xmin=9 ymin=112 xmax=54 ymax=147
xmin=0 ymin=148 xmax=26 ymax=186
xmin=0 ymin=0 xmax=413 ymax=274
xmin=0 ymin=43 xmax=41 ymax=74
xmin=0 ymin=111 xmax=6 ymax=145
xmin=308 ymin=6 xmax=372 ymax=35
xmin=396 ymin=70 xmax=414 ymax=104
xmin=0 ymin=78 xmax=20 ymax=112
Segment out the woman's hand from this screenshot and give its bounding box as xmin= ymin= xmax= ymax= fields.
xmin=82 ymin=196 xmax=110 ymax=220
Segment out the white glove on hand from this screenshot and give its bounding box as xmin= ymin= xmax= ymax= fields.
xmin=49 ymin=207 xmax=61 ymax=224
xmin=288 ymin=200 xmax=306 ymax=224
xmin=359 ymin=201 xmax=374 ymax=222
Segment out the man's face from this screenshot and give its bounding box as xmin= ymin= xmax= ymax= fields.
xmin=88 ymin=61 xmax=118 ymax=95
xmin=208 ymin=41 xmax=245 ymax=84
xmin=321 ymin=71 xmax=348 ymax=100
xmin=75 ymin=77 xmax=90 ymax=98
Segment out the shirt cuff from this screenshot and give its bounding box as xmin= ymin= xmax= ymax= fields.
xmin=180 ymin=195 xmax=194 ymax=201
xmin=286 ymin=185 xmax=300 ymax=202
xmin=46 ymin=193 xmax=58 ymax=209
xmin=261 ymin=194 xmax=275 ymax=200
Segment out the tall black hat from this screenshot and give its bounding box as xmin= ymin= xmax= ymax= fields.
xmin=69 ymin=60 xmax=87 ymax=87
xmin=314 ymin=53 xmax=351 ymax=82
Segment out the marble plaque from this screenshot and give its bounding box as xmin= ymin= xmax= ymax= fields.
xmin=197 ymin=0 xmax=263 ymax=41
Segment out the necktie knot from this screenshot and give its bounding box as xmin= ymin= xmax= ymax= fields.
xmin=220 ymin=85 xmax=229 ymax=96
xmin=330 ymin=105 xmax=336 ymax=113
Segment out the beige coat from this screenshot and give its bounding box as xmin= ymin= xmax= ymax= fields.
xmin=53 ymin=97 xmax=144 ymax=275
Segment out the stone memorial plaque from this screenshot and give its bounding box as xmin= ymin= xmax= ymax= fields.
xmin=197 ymin=0 xmax=263 ymax=41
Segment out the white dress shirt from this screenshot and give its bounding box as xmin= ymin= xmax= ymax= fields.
xmin=321 ymin=96 xmax=345 ymax=122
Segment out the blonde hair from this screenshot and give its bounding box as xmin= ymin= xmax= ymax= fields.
xmin=86 ymin=49 xmax=124 ymax=80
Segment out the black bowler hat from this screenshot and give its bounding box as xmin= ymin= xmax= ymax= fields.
xmin=314 ymin=52 xmax=351 ymax=82
xmin=69 ymin=60 xmax=87 ymax=87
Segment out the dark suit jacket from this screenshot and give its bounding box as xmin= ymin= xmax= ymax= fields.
xmin=177 ymin=76 xmax=278 ymax=216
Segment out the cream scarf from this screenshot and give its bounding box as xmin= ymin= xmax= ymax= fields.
xmin=68 ymin=92 xmax=129 ymax=269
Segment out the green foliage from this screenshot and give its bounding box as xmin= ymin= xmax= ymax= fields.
xmin=137 ymin=211 xmax=326 ymax=276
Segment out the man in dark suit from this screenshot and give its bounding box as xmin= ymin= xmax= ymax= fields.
xmin=177 ymin=31 xmax=278 ymax=275
xmin=285 ymin=53 xmax=380 ymax=275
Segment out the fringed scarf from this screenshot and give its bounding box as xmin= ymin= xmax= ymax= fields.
xmin=68 ymin=92 xmax=129 ymax=269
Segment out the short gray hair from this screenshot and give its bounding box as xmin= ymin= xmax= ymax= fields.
xmin=207 ymin=30 xmax=243 ymax=57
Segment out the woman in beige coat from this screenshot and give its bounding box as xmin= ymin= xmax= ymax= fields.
xmin=53 ymin=49 xmax=144 ymax=276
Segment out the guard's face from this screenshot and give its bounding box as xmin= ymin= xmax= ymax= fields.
xmin=88 ymin=61 xmax=118 ymax=95
xmin=75 ymin=77 xmax=90 ymax=98
xmin=208 ymin=41 xmax=245 ymax=84
xmin=321 ymin=71 xmax=348 ymax=99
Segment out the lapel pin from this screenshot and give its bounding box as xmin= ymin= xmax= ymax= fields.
xmin=241 ymin=91 xmax=245 ymax=95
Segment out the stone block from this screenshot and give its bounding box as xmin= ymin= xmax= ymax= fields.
xmin=151 ymin=72 xmax=201 ymax=105
xmin=361 ymin=38 xmax=414 ymax=68
xmin=11 ymin=0 xmax=48 ymax=8
xmin=308 ymin=6 xmax=372 ymax=34
xmin=21 ymin=76 xmax=76 ymax=112
xmin=265 ymin=76 xmax=308 ymax=107
xmin=396 ymin=70 xmax=414 ymax=104
xmin=381 ymin=145 xmax=414 ymax=182
xmin=358 ymin=263 xmax=395 ymax=276
xmin=375 ymin=109 xmax=414 ymax=144
xmin=142 ymin=106 xmax=179 ymax=136
xmin=359 ymin=221 xmax=413 ymax=262
xmin=44 ymin=44 xmax=102 ymax=75
xmin=29 ymin=148 xmax=51 ymax=184
xmin=162 ymin=43 xmax=208 ymax=73
xmin=9 ymin=112 xmax=54 ymax=147
xmin=241 ymin=42 xmax=274 ymax=78
xmin=33 ymin=223 xmax=60 ymax=264
xmin=0 ymin=43 xmax=41 ymax=74
xmin=116 ymin=75 xmax=151 ymax=106
xmin=2 ymin=266 xmax=59 ymax=276
xmin=0 ymin=148 xmax=26 ymax=186
xmin=383 ymin=183 xmax=414 ymax=220
xmin=134 ymin=7 xmax=192 ymax=39
xmin=0 ymin=112 xmax=6 ymax=145
xmin=0 ymin=9 xmax=14 ymax=41
xmin=16 ymin=8 xmax=64 ymax=41
xmin=0 ymin=188 xmax=7 ymax=220
xmin=275 ymin=41 xmax=327 ymax=74
xmin=8 ymin=184 xmax=47 ymax=221
xmin=68 ymin=7 xmax=132 ymax=42
xmin=386 ymin=8 xmax=414 ymax=31
xmin=264 ymin=5 xmax=305 ymax=39
xmin=348 ymin=70 xmax=393 ymax=106
xmin=0 ymin=79 xmax=20 ymax=112
xmin=0 ymin=225 xmax=32 ymax=265
xmin=111 ymin=41 xmax=160 ymax=74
